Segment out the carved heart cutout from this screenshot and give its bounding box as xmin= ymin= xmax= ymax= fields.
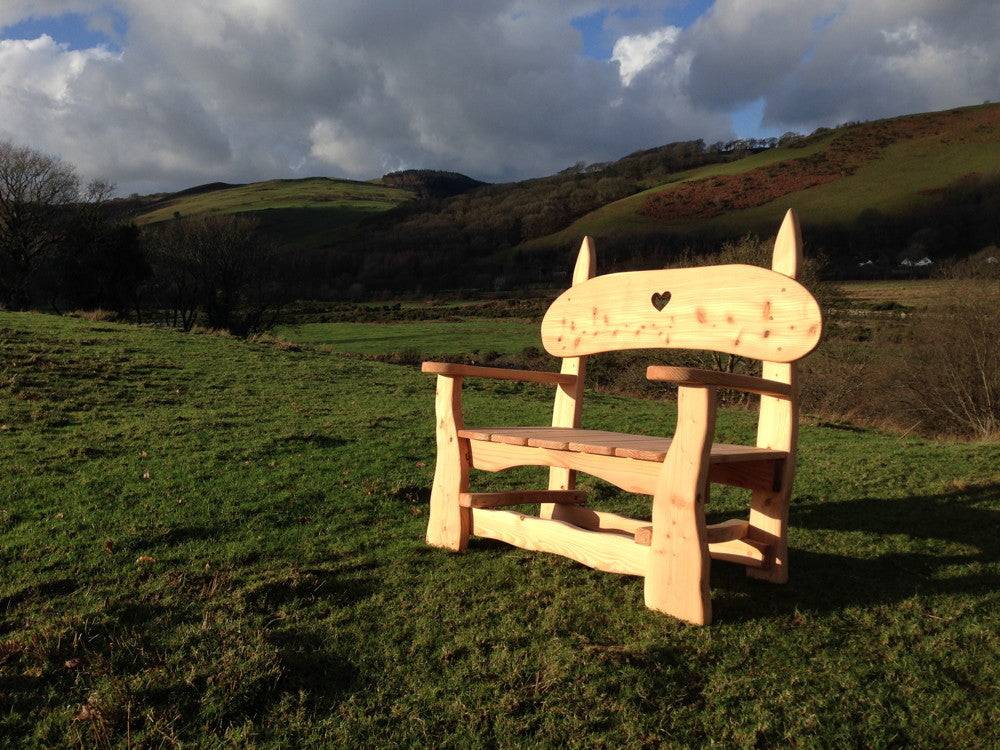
xmin=650 ymin=291 xmax=672 ymax=311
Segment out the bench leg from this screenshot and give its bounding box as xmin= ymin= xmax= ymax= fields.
xmin=747 ymin=487 xmax=790 ymax=582
xmin=644 ymin=386 xmax=716 ymax=625
xmin=425 ymin=375 xmax=471 ymax=551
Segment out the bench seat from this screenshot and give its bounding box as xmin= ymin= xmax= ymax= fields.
xmin=458 ymin=427 xmax=786 ymax=464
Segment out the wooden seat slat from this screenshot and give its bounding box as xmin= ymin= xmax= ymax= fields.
xmin=459 ymin=427 xmax=786 ymax=464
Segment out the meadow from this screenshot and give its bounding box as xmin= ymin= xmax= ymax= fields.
xmin=2 ymin=310 xmax=998 ymax=747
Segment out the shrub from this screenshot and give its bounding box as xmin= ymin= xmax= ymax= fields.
xmin=897 ymin=281 xmax=999 ymax=439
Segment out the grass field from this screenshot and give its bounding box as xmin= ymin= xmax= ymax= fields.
xmin=136 ymin=178 xmax=414 ymax=249
xmin=2 ymin=312 xmax=998 ymax=747
xmin=838 ymin=279 xmax=964 ymax=309
xmin=276 ymin=319 xmax=541 ymax=356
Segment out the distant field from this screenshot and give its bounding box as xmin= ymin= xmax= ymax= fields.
xmin=839 ymin=279 xmax=958 ymax=309
xmin=274 ymin=279 xmax=943 ymax=360
xmin=136 ymin=177 xmax=413 ymax=248
xmin=277 ymin=319 xmax=541 ymax=355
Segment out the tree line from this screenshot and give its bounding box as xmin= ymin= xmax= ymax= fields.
xmin=4 ymin=135 xmax=998 ymax=328
xmin=0 ymin=141 xmax=289 ymax=335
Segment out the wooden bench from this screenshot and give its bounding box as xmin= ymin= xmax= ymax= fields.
xmin=421 ymin=209 xmax=822 ymax=624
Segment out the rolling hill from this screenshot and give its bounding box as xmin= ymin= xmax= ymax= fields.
xmin=135 ymin=177 xmax=416 ymax=249
xmin=130 ymin=102 xmax=1000 ymax=291
xmin=532 ymin=103 xmax=1000 ymax=249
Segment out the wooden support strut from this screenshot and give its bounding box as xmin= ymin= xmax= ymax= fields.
xmin=635 ymin=518 xmax=771 ymax=568
xmin=542 ymin=235 xmax=596 ymax=521
xmin=644 ymin=385 xmax=717 ymax=625
xmin=471 ymin=508 xmax=648 ymax=576
xmin=748 ymin=208 xmax=802 ymax=584
xmin=459 ymin=490 xmax=587 ymax=509
xmin=424 ymin=375 xmax=471 ymax=551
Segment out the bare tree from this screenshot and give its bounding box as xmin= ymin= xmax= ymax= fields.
xmin=0 ymin=141 xmax=81 ymax=309
xmin=145 ymin=219 xmax=203 ymax=330
xmin=145 ymin=215 xmax=288 ymax=335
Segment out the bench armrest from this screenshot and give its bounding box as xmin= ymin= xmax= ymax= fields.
xmin=646 ymin=366 xmax=792 ymax=399
xmin=422 ymin=361 xmax=577 ymax=387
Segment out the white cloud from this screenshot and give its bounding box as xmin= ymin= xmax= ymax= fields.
xmin=310 ymin=119 xmax=400 ymax=178
xmin=1 ymin=1 xmax=997 ymax=194
xmin=678 ymin=0 xmax=1000 ymax=132
xmin=0 ymin=35 xmax=113 ymax=100
xmin=0 ymin=1 xmax=727 ymax=192
xmin=611 ymin=26 xmax=680 ymax=86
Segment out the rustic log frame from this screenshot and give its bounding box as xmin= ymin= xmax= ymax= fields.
xmin=423 ymin=209 xmax=817 ymax=624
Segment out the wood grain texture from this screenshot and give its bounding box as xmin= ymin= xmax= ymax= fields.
xmin=646 ymin=366 xmax=792 ymax=399
xmin=459 ymin=490 xmax=586 ymax=508
xmin=544 ymin=236 xmax=597 ymax=519
xmin=425 ymin=375 xmax=471 ymax=551
xmin=471 ymin=508 xmax=648 ymax=576
xmin=548 ymin=505 xmax=650 ymax=535
xmin=467 ymin=439 xmax=783 ymax=495
xmin=541 ymin=263 xmax=821 ymax=362
xmin=636 ymin=518 xmax=769 ymax=568
xmin=458 ymin=427 xmax=785 ymax=464
xmin=748 ymin=209 xmax=803 ymax=583
xmin=421 ymin=361 xmax=577 ymax=386
xmin=635 ymin=518 xmax=748 ymax=546
xmin=644 ymin=386 xmax=717 ymax=625
xmin=708 ymin=537 xmax=769 ymax=568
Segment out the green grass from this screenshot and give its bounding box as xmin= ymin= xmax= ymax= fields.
xmin=2 ymin=312 xmax=998 ymax=747
xmin=276 ymin=319 xmax=541 ymax=355
xmin=136 ymin=178 xmax=413 ymax=249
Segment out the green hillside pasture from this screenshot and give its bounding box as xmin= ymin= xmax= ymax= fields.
xmin=1 ymin=312 xmax=998 ymax=746
xmin=137 ymin=178 xmax=413 ymax=248
xmin=276 ymin=318 xmax=541 ymax=356
xmin=698 ymin=133 xmax=1000 ymax=236
xmin=531 ymin=134 xmax=838 ymax=245
xmin=537 ymin=106 xmax=1000 ymax=245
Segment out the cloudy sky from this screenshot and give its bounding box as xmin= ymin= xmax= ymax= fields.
xmin=1 ymin=1 xmax=998 ymax=194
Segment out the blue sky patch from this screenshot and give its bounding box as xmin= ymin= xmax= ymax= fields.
xmin=730 ymin=97 xmax=784 ymax=140
xmin=663 ymin=0 xmax=714 ymax=30
xmin=0 ymin=9 xmax=126 ymax=52
xmin=573 ymin=2 xmax=714 ymax=60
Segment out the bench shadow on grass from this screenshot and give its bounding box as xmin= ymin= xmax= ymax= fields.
xmin=713 ymin=483 xmax=1000 ymax=622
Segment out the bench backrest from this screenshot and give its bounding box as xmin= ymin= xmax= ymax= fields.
xmin=541 ymin=226 xmax=821 ymax=364
xmin=544 ymin=209 xmax=815 ymax=464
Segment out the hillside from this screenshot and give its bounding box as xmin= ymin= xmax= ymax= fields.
xmin=128 ymin=103 xmax=1000 ymax=292
xmin=136 ymin=177 xmax=415 ymax=249
xmin=534 ymin=103 xmax=1000 ymax=253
